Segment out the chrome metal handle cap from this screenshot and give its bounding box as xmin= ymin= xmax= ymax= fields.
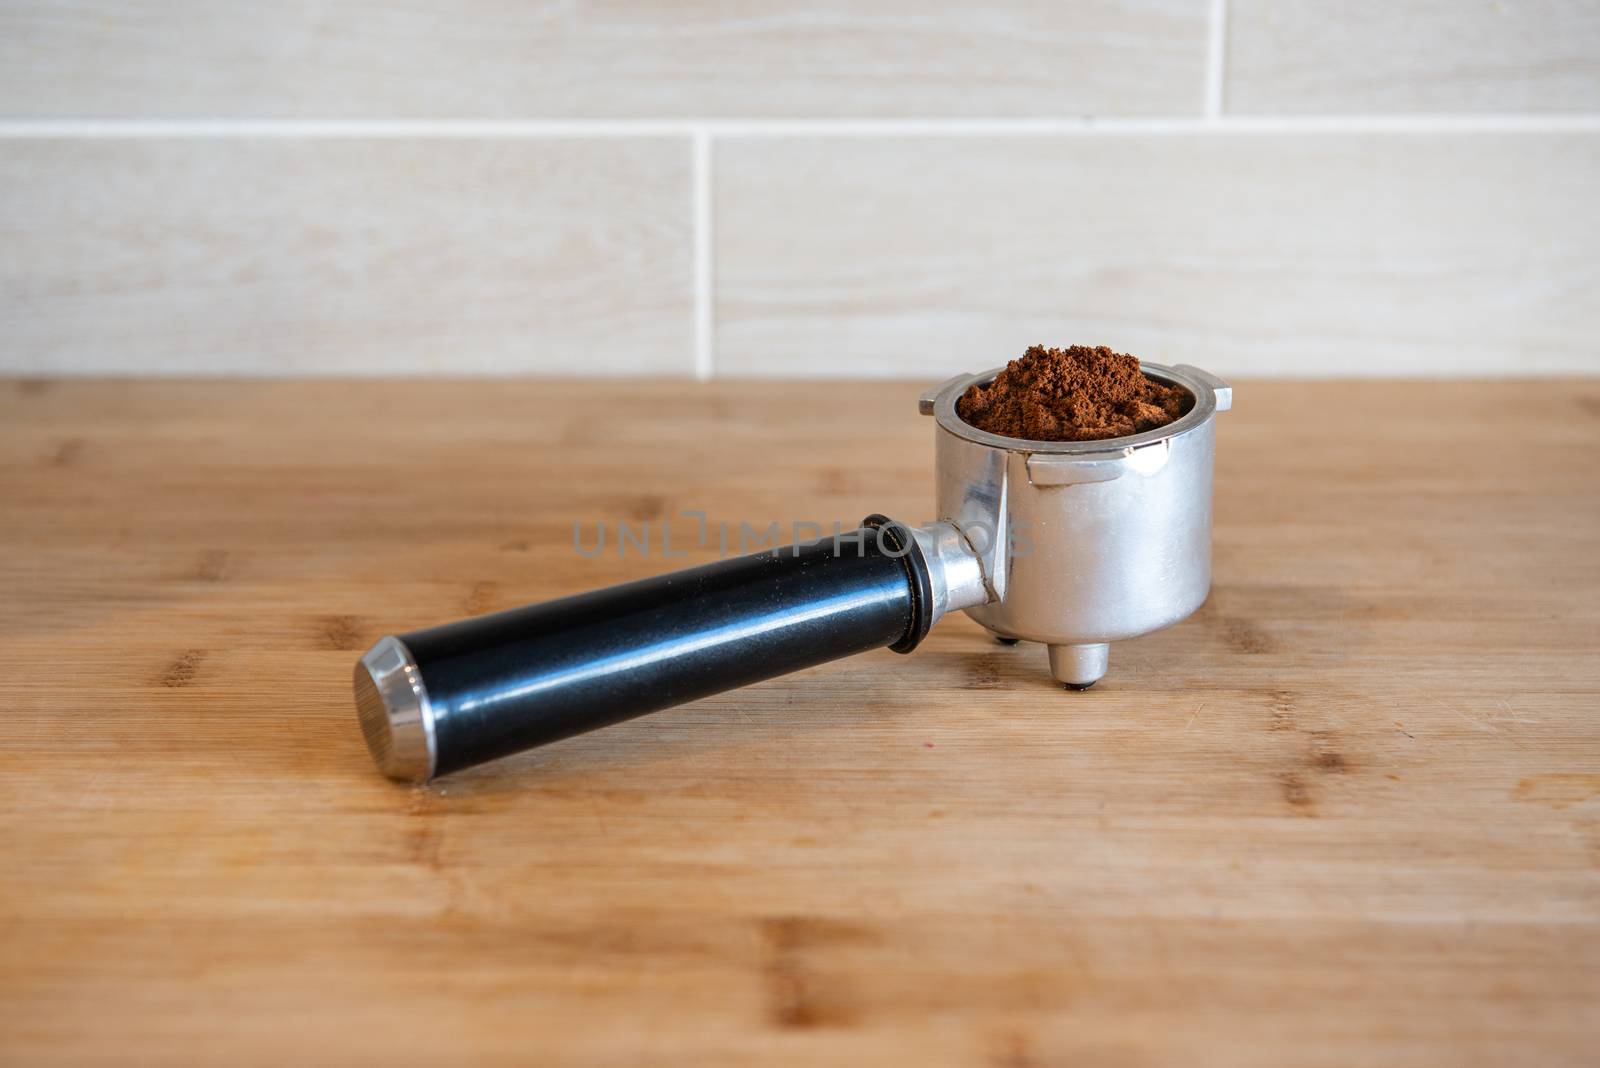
xmin=353 ymin=636 xmax=436 ymax=783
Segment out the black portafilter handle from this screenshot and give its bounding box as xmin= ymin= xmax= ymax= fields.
xmin=354 ymin=516 xmax=945 ymax=782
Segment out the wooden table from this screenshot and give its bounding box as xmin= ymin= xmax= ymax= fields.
xmin=2 ymin=378 xmax=1597 ymax=1066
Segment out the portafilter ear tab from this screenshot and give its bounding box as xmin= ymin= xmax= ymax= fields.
xmin=922 ymin=361 xmax=1232 ymax=689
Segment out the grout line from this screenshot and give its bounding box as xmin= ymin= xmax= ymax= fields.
xmin=2 ymin=115 xmax=1600 ymax=138
xmin=1205 ymin=0 xmax=1227 ymax=122
xmin=0 ymin=119 xmax=692 ymax=138
xmin=692 ymin=129 xmax=714 ymax=380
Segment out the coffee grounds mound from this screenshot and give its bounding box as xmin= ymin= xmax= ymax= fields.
xmin=956 ymin=344 xmax=1187 ymax=442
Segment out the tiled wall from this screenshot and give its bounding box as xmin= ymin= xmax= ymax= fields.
xmin=2 ymin=2 xmax=1597 ymax=378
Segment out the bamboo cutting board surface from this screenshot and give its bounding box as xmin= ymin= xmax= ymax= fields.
xmin=1 ymin=378 xmax=1597 ymax=1066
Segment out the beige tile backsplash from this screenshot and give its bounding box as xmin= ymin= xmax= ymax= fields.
xmin=0 ymin=2 xmax=1596 ymax=377
xmin=0 ymin=139 xmax=692 ymax=374
xmin=716 ymin=133 xmax=1600 ymax=377
xmin=0 ymin=2 xmax=1210 ymax=119
xmin=1227 ymin=0 xmax=1600 ymax=114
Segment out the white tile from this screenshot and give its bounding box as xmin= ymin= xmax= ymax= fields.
xmin=714 ymin=133 xmax=1600 ymax=378
xmin=0 ymin=139 xmax=693 ymax=374
xmin=0 ymin=1 xmax=1209 ymax=119
xmin=1227 ymin=0 xmax=1600 ymax=114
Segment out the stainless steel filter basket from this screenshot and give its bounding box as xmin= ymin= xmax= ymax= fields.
xmin=920 ymin=363 xmax=1233 ymax=687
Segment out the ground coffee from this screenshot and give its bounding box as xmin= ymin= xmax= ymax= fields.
xmin=956 ymin=345 xmax=1187 ymax=442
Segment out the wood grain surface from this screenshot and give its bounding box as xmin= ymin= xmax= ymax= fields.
xmin=1 ymin=377 xmax=1597 ymax=1066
